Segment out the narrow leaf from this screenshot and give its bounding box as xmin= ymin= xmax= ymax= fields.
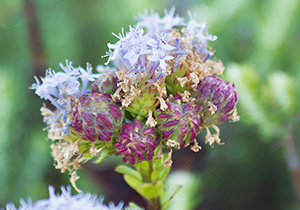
xmin=115 ymin=165 xmax=143 ymax=180
xmin=161 ymin=184 xmax=182 ymax=209
xmin=140 ymin=181 xmax=163 ymax=200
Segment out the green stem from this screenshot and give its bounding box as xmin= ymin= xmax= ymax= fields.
xmin=144 ymin=159 xmax=162 ymax=210
xmin=147 ymin=197 xmax=161 ymax=210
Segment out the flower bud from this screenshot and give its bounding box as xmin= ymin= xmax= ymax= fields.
xmin=155 ymin=100 xmax=202 ymax=149
xmin=91 ymin=72 xmax=118 ymax=95
xmin=195 ymin=75 xmax=238 ymax=126
xmin=72 ymin=93 xmax=123 ymax=142
xmin=115 ymin=119 xmax=159 ymax=165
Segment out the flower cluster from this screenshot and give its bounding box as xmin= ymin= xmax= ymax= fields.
xmin=4 ymin=186 xmax=124 ymax=210
xmin=32 ymin=7 xmax=239 ymax=191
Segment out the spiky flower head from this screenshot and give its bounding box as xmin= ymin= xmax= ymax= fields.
xmin=155 ymin=98 xmax=202 ymax=149
xmin=72 ymin=93 xmax=124 ymax=143
xmin=195 ymin=75 xmax=238 ymax=126
xmin=115 ymin=119 xmax=159 ymax=165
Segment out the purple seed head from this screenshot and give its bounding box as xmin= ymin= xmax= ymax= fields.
xmin=72 ymin=93 xmax=124 ymax=142
xmin=115 ymin=119 xmax=158 ymax=165
xmin=155 ymin=101 xmax=202 ymax=149
xmin=195 ymin=75 xmax=238 ymax=126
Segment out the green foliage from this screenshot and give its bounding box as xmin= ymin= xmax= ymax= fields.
xmin=1 ymin=0 xmax=300 ymax=209
xmin=115 ymin=157 xmax=177 ymax=209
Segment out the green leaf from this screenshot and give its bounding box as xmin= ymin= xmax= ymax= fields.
xmin=115 ymin=165 xmax=143 ymax=181
xmin=140 ymin=180 xmax=163 ymax=200
xmin=151 ymin=166 xmax=171 ymax=182
xmin=124 ymin=174 xmax=143 ymax=192
xmin=159 ymin=166 xmax=171 ymax=182
xmin=161 ymin=184 xmax=182 ymax=210
xmin=133 ymin=161 xmax=149 ymax=172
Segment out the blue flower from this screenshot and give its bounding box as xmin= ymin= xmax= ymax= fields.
xmin=159 ymin=6 xmax=185 ymax=31
xmin=136 ymin=9 xmax=160 ymax=38
xmin=104 ymin=25 xmax=153 ymax=69
xmin=186 ymin=11 xmax=217 ymax=46
xmin=4 ymin=186 xmax=124 ymax=210
xmin=137 ymin=7 xmax=184 ymax=37
xmin=147 ymin=34 xmax=175 ymax=69
xmin=31 ymin=60 xmax=100 ymax=109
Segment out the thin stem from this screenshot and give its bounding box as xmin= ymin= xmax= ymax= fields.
xmin=145 ymin=159 xmax=162 ymax=210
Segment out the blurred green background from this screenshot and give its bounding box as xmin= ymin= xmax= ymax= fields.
xmin=1 ymin=0 xmax=300 ymax=209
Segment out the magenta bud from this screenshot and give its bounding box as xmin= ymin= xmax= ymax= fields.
xmin=162 ymin=128 xmax=175 ymax=139
xmin=96 ymin=113 xmax=113 ymax=130
xmin=73 ymin=114 xmax=83 ymax=133
xmin=118 ymin=147 xmax=127 ymax=155
xmin=163 ymin=120 xmax=180 ymax=128
xmin=119 ymin=133 xmax=131 ymax=141
xmin=116 ymin=119 xmax=157 ymax=165
xmin=195 ymin=75 xmax=238 ymax=125
xmin=81 ymin=112 xmax=94 ymax=126
xmin=147 ymin=152 xmax=153 ymax=160
xmin=136 ymin=142 xmax=146 ymax=151
xmin=136 ymin=150 xmax=144 ymax=161
xmin=132 ymin=119 xmax=144 ymax=130
xmin=84 ymin=127 xmax=97 ymax=142
xmin=129 ymin=156 xmax=136 ymax=165
xmin=115 ymin=142 xmax=122 ymax=148
xmin=145 ymin=141 xmax=155 ymax=151
xmin=108 ymin=104 xmax=123 ymax=124
xmin=142 ymin=127 xmax=156 ymax=136
xmin=157 ymin=113 xmax=173 ymax=120
xmin=155 ymin=101 xmax=202 ymax=148
xmin=122 ymin=123 xmax=133 ymax=134
xmin=98 ymin=131 xmax=111 ymax=142
xmin=71 ymin=93 xmax=124 ymax=143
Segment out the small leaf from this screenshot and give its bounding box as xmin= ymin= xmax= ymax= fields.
xmin=133 ymin=161 xmax=149 ymax=172
xmin=124 ymin=174 xmax=143 ymax=192
xmin=140 ymin=181 xmax=163 ymax=200
xmin=161 ymin=184 xmax=182 ymax=210
xmin=151 ymin=166 xmax=170 ymax=182
xmin=115 ymin=165 xmax=143 ymax=181
xmin=159 ymin=166 xmax=171 ymax=182
xmin=151 ymin=166 xmax=163 ymax=182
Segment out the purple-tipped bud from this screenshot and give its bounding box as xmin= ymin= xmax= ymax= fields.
xmin=91 ymin=73 xmax=118 ymax=95
xmin=115 ymin=119 xmax=159 ymax=165
xmin=72 ymin=93 xmax=124 ymax=142
xmin=155 ymin=101 xmax=202 ymax=149
xmin=195 ymin=75 xmax=238 ymax=125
